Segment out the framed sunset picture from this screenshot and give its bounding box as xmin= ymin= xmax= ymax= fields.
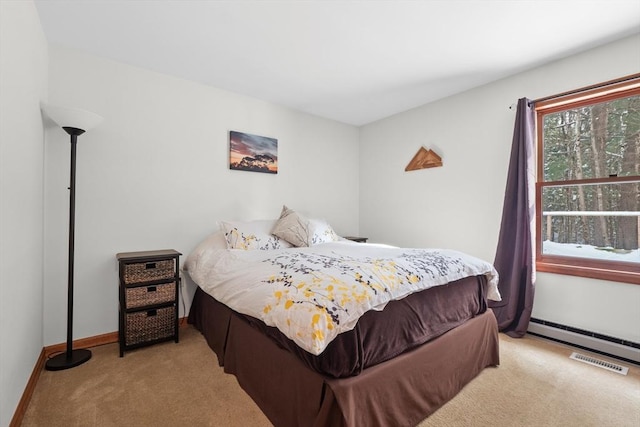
xmin=229 ymin=130 xmax=278 ymax=174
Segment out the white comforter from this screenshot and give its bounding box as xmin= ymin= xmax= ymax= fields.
xmin=185 ymin=241 xmax=500 ymax=355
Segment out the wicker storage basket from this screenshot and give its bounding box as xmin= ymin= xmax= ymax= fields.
xmin=125 ymin=306 xmax=176 ymax=346
xmin=125 ymin=282 xmax=176 ymax=309
xmin=123 ymin=259 xmax=175 ymax=284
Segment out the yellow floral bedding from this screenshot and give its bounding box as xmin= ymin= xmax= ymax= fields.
xmin=185 ymin=241 xmax=500 ymax=355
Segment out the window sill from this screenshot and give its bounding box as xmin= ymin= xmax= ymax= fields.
xmin=536 ymin=260 xmax=640 ymax=285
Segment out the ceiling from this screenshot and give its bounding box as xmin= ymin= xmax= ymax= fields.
xmin=34 ymin=1 xmax=640 ymax=126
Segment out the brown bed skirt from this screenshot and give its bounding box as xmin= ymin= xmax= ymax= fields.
xmin=189 ymin=287 xmax=500 ymax=427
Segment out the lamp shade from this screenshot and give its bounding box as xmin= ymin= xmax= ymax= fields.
xmin=41 ymin=102 xmax=103 ymax=132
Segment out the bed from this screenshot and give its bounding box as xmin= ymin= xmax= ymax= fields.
xmin=185 ymin=217 xmax=501 ymax=427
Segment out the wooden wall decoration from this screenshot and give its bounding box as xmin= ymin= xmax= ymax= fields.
xmin=405 ymin=147 xmax=443 ymax=171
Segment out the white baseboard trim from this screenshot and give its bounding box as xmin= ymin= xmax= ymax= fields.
xmin=527 ymin=321 xmax=640 ymax=364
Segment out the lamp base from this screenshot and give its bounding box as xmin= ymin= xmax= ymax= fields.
xmin=45 ymin=348 xmax=92 ymax=371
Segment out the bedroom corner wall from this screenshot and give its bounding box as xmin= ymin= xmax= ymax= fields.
xmin=43 ymin=45 xmax=360 ymax=346
xmin=359 ymin=34 xmax=640 ymax=343
xmin=0 ymin=1 xmax=48 ymax=425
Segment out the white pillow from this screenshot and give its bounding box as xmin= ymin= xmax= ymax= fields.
xmin=184 ymin=230 xmax=227 ymax=272
xmin=220 ymin=219 xmax=293 ymax=250
xmin=309 ymin=219 xmax=340 ymax=245
xmin=271 ymin=206 xmax=311 ymax=247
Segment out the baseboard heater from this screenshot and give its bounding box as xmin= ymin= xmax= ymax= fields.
xmin=527 ymin=318 xmax=640 ymax=365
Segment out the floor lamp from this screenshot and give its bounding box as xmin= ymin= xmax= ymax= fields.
xmin=42 ymin=103 xmax=103 ymax=371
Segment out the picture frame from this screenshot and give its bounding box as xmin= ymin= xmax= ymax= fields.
xmin=229 ymin=130 xmax=278 ymax=174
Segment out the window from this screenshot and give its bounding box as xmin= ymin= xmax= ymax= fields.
xmin=535 ymin=75 xmax=640 ymax=284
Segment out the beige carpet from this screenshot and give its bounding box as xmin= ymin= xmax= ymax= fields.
xmin=22 ymin=326 xmax=640 ymax=427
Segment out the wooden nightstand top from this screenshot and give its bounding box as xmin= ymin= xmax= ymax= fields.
xmin=344 ymin=236 xmax=368 ymax=243
xmin=116 ymin=249 xmax=181 ymax=261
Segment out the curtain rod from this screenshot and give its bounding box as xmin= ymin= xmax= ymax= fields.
xmin=508 ymin=100 xmax=533 ymax=110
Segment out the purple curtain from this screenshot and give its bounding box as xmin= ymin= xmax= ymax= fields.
xmin=489 ymin=97 xmax=535 ymax=338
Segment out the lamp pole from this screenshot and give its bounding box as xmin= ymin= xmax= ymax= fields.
xmin=41 ymin=103 xmax=102 ymax=371
xmin=45 ymin=127 xmax=92 ymax=371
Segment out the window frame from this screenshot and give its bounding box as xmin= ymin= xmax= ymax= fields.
xmin=534 ymin=75 xmax=640 ymax=285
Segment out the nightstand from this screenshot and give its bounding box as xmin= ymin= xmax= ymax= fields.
xmin=344 ymin=236 xmax=368 ymax=243
xmin=117 ymin=249 xmax=181 ymax=357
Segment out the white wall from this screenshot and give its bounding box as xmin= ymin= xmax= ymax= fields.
xmin=360 ymin=35 xmax=640 ymax=343
xmin=0 ymin=1 xmax=48 ymax=425
xmin=44 ymin=46 xmax=360 ymax=345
